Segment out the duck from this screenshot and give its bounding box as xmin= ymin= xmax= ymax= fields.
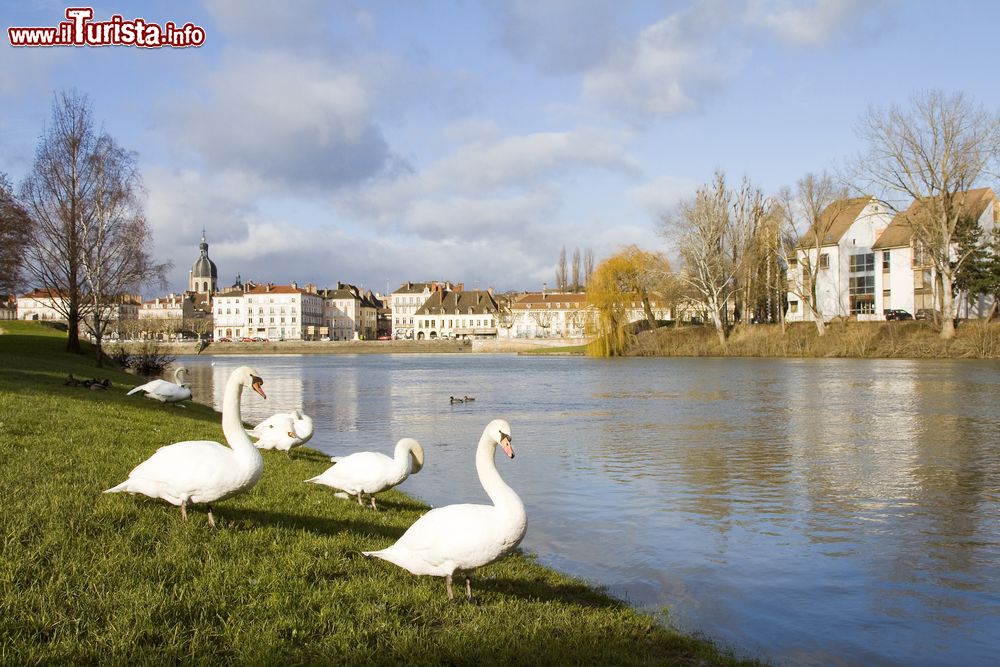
xmin=247 ymin=410 xmax=314 ymax=455
xmin=126 ymin=366 xmax=192 ymax=403
xmin=105 ymin=366 xmax=267 ymax=528
xmin=363 ymin=419 xmax=525 ymax=602
xmin=306 ymin=438 xmax=424 ymax=510
xmin=89 ymin=378 xmax=111 ymax=391
xmin=463 ymin=395 xmax=476 ymax=402
xmin=64 ymin=374 xmax=80 ymax=387
xmin=449 ymin=396 xmax=464 ymax=404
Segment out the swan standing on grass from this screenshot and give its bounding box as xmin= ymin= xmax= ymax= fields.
xmin=306 ymin=438 xmax=424 ymax=510
xmin=105 ymin=366 xmax=267 ymax=528
xmin=126 ymin=366 xmax=192 ymax=403
xmin=363 ymin=419 xmax=525 ymax=602
xmin=247 ymin=410 xmax=314 ymax=454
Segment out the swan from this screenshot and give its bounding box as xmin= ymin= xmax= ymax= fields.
xmin=126 ymin=366 xmax=192 ymax=403
xmin=247 ymin=410 xmax=314 ymax=455
xmin=105 ymin=366 xmax=267 ymax=527
xmin=306 ymin=438 xmax=424 ymax=510
xmin=363 ymin=419 xmax=525 ymax=602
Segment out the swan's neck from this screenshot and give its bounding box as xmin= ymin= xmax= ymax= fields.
xmin=221 ymin=377 xmax=259 ymax=461
xmin=475 ymin=433 xmax=523 ymax=516
xmin=393 ymin=441 xmax=413 ymax=474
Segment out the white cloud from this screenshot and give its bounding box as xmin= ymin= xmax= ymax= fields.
xmin=744 ymin=0 xmax=886 ymax=46
xmin=166 ymin=50 xmax=392 ymax=193
xmin=582 ymin=5 xmax=742 ymax=119
xmin=628 ymin=175 xmax=700 ymax=219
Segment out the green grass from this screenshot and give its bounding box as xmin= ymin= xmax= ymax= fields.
xmin=0 ymin=322 xmax=754 ymax=666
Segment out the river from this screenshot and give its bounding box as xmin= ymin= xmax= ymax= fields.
xmin=175 ymin=354 xmax=1000 ymax=666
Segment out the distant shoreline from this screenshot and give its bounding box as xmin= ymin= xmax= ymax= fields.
xmin=114 ymin=337 xmax=589 ymax=356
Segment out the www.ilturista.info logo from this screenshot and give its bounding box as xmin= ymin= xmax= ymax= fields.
xmin=8 ymin=7 xmax=205 ymax=48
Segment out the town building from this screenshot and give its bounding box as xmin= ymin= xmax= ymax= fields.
xmin=319 ymin=283 xmax=380 ymax=341
xmin=787 ymin=190 xmax=999 ymax=323
xmin=16 ymin=288 xmax=139 ymax=336
xmin=214 ymin=282 xmax=324 ymax=341
xmin=498 ymin=291 xmax=593 ymax=339
xmin=0 ymin=295 xmax=15 ymax=320
xmin=413 ymin=284 xmax=498 ymax=339
xmin=389 ymin=281 xmax=457 ymax=339
xmin=873 ymin=187 xmax=998 ymax=319
xmin=785 ymin=197 xmax=893 ymax=322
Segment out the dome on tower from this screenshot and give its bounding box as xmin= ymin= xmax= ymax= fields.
xmin=191 ymin=235 xmax=218 ymax=279
xmin=189 ymin=231 xmax=219 ymax=294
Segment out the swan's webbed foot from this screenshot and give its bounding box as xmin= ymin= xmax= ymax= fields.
xmin=356 ymin=493 xmax=364 ymax=507
xmin=180 ymin=500 xmax=188 ymax=522
xmin=445 ymin=574 xmax=454 ymax=601
xmin=207 ymin=505 xmax=217 ymax=529
xmin=370 ymin=496 xmax=378 ymax=511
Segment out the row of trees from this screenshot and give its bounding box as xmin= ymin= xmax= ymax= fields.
xmin=587 ymin=90 xmax=1000 ymax=351
xmin=554 ymin=246 xmax=595 ymax=293
xmin=1 ymin=91 xmax=168 ymax=365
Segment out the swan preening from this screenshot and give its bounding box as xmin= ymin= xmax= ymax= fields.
xmin=126 ymin=366 xmax=192 ymax=403
xmin=247 ymin=410 xmax=314 ymax=454
xmin=363 ymin=419 xmax=526 ymax=602
xmin=306 ymin=438 xmax=424 ymax=510
xmin=105 ymin=366 xmax=267 ymax=527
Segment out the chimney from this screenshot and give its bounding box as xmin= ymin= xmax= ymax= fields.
xmin=542 ymin=282 xmax=547 ymax=298
xmin=455 ymin=282 xmax=464 ymax=292
xmin=291 ymin=281 xmax=298 ymax=290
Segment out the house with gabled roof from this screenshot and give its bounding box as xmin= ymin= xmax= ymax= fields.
xmin=413 ymin=284 xmax=498 ymax=339
xmin=389 ymin=281 xmax=458 ymax=339
xmin=785 ymin=196 xmax=893 ymax=322
xmin=213 ymin=282 xmax=325 ymax=341
xmin=873 ymin=187 xmax=998 ymax=319
xmin=319 ymin=282 xmax=380 ymax=340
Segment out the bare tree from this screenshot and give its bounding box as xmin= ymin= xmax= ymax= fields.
xmin=662 ymin=171 xmax=757 ymax=345
xmin=777 ymin=172 xmax=852 ymax=336
xmin=555 ymin=246 xmax=568 ymax=292
xmin=81 ymin=136 xmax=168 ymax=365
xmin=571 ymin=247 xmax=581 ymax=292
xmin=0 ymin=174 xmax=32 ymax=297
xmin=856 ymin=90 xmax=1000 ymax=339
xmin=584 ymin=248 xmax=594 ymax=288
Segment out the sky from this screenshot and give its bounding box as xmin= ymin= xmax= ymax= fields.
xmin=2 ymin=0 xmax=999 ymax=297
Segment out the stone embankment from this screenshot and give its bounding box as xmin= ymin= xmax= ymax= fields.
xmin=114 ymin=337 xmax=589 ymax=355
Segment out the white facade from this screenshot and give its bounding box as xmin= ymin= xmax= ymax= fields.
xmin=498 ymin=292 xmax=593 ymax=339
xmin=413 ymin=288 xmax=498 ymax=339
xmin=213 ymin=284 xmax=324 ymax=341
xmin=786 ymin=198 xmax=893 ymax=323
xmin=389 ymin=282 xmax=456 ymax=339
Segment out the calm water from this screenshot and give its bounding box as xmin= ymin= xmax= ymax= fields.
xmin=176 ymin=354 xmax=1000 ymax=666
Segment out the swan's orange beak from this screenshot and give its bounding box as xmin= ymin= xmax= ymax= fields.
xmin=251 ymin=376 xmax=266 ymax=399
xmin=287 ymin=431 xmax=296 ymax=438
xmin=500 ymin=433 xmax=514 ymax=459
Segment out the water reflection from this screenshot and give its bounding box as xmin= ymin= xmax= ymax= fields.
xmin=173 ymin=353 xmax=1000 ymax=667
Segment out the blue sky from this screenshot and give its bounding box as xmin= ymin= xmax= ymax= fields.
xmin=3 ymin=0 xmax=999 ymax=296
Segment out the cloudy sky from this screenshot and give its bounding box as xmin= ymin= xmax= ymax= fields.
xmin=3 ymin=0 xmax=999 ymax=295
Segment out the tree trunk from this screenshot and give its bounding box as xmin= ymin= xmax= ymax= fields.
xmin=66 ymin=299 xmax=81 ymax=354
xmin=939 ymin=273 xmax=957 ymax=340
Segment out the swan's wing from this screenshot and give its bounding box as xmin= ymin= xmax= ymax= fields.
xmin=126 ymin=440 xmax=236 ymax=491
xmin=292 ymin=415 xmax=314 ymax=443
xmin=308 ymin=452 xmax=394 ymax=492
xmin=249 ymin=412 xmax=293 ymax=436
xmin=127 ymin=379 xmax=170 ymax=395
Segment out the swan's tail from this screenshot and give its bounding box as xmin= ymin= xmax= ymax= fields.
xmin=126 ymin=386 xmax=144 ymax=396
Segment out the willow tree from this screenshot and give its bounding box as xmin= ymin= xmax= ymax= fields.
xmin=0 ymin=173 xmax=32 ymax=297
xmin=856 ymin=90 xmax=1000 ymax=339
xmin=585 ymin=245 xmax=671 ymax=356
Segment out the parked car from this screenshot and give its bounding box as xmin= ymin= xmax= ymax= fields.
xmin=884 ymin=309 xmax=913 ymax=321
xmin=252 ymin=336 xmax=268 ymax=342
xmin=240 ymin=337 xmax=254 ymax=342
xmin=217 ymin=337 xmax=232 ymax=342
xmin=377 ymin=334 xmax=391 ymax=340
xmin=915 ymin=308 xmax=940 ymax=321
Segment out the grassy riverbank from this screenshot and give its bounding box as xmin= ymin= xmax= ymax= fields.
xmin=625 ymin=320 xmax=1000 ymax=359
xmin=0 ymin=322 xmax=753 ymax=665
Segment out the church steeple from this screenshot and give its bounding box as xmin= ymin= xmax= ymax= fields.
xmin=189 ymin=230 xmax=218 ymax=294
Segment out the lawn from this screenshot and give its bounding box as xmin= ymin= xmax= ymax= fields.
xmin=0 ymin=322 xmax=755 ymax=665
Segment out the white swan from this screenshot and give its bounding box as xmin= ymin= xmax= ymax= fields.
xmin=363 ymin=419 xmax=525 ymax=602
xmin=105 ymin=366 xmax=267 ymax=527
xmin=126 ymin=366 xmax=192 ymax=403
xmin=247 ymin=410 xmax=314 ymax=454
xmin=306 ymin=438 xmax=424 ymax=510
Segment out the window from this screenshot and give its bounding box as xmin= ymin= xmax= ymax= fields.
xmin=849 ymin=252 xmax=876 ymax=314
xmin=819 ymin=253 xmax=830 ymax=270
xmin=882 ymin=252 xmax=890 ymax=272
xmin=789 ymin=301 xmax=798 ymax=314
